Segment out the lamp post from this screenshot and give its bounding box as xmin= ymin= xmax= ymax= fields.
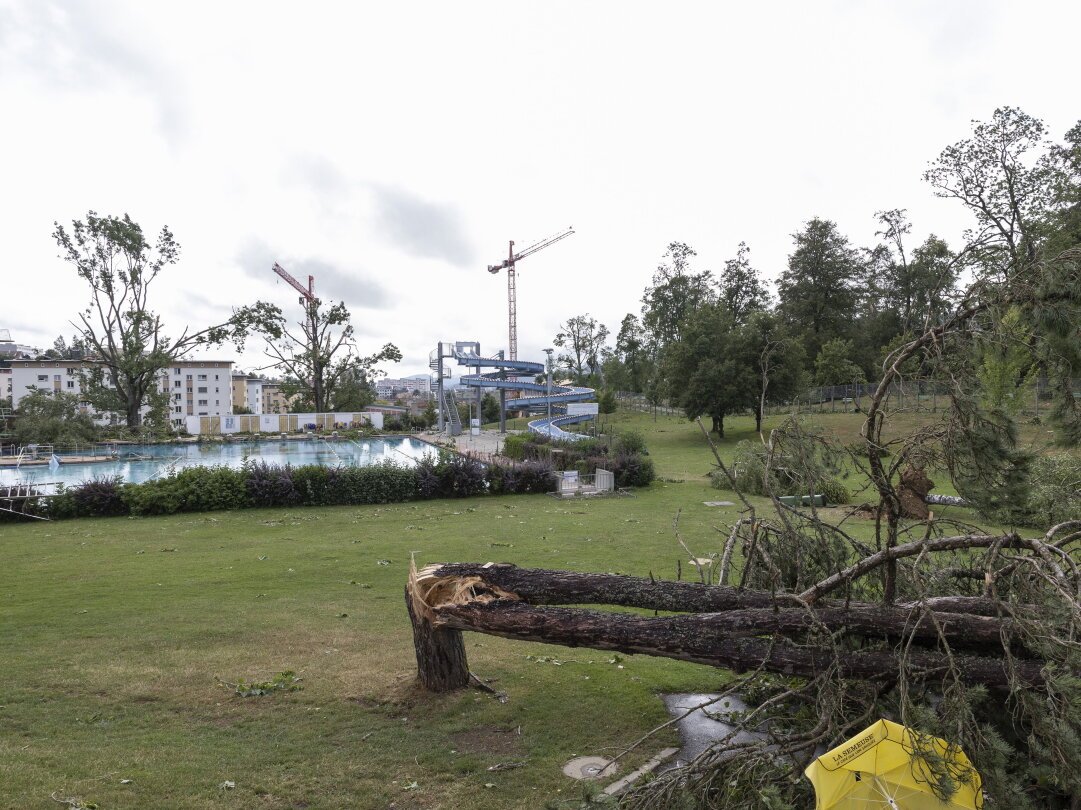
xmin=543 ymin=348 xmax=554 ymax=437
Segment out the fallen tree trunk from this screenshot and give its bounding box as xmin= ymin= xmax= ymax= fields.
xmin=406 ymin=563 xmax=1046 ymax=692
xmin=433 ymin=600 xmax=1042 ymax=688
xmin=926 ymin=494 xmax=968 ymax=507
xmin=429 ymin=562 xmax=1019 ymax=617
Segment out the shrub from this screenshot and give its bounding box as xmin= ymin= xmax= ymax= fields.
xmin=1020 ymin=454 xmax=1081 ymax=527
xmin=615 ymin=430 xmax=647 ymax=455
xmin=123 ymin=466 xmax=248 ymax=516
xmin=70 ymin=475 xmax=128 ymax=517
xmin=437 ymin=454 xmax=487 ymax=498
xmin=245 ymin=462 xmax=298 ymax=507
xmin=486 ymin=460 xmax=555 ymax=495
xmin=292 ymin=465 xmax=335 ymax=506
xmin=607 ymin=451 xmax=655 ymax=488
xmin=501 ymin=433 xmax=531 ymax=461
xmin=818 ymin=478 xmax=851 ymax=505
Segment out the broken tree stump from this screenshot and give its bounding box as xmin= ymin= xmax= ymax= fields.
xmin=404 ymin=584 xmax=470 ymax=691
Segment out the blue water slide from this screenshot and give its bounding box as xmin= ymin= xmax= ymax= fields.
xmin=450 ymin=345 xmax=595 ymax=441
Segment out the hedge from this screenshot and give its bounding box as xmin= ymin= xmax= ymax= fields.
xmin=31 ymin=454 xmax=560 ymax=521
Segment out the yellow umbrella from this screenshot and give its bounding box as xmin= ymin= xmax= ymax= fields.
xmin=804 ymin=719 xmax=982 ymax=809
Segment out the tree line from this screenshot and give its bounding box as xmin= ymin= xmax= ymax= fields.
xmin=554 ymin=107 xmax=1081 ymax=436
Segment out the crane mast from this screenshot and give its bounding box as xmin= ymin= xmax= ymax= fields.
xmin=486 ymin=227 xmax=574 ymax=360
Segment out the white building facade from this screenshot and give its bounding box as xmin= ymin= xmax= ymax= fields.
xmin=376 ymin=376 xmax=432 ymax=399
xmin=10 ymin=359 xmax=234 ymax=427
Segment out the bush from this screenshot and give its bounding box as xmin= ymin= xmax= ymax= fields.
xmin=123 ymin=466 xmax=248 ymax=516
xmin=818 ymin=478 xmax=851 ymax=505
xmin=70 ymin=475 xmax=128 ymax=517
xmin=615 ymin=430 xmax=647 ymax=455
xmin=1019 ymin=455 xmax=1081 ymax=527
xmin=713 ymin=441 xmax=771 ymax=496
xmin=607 ymin=451 xmax=655 ymax=488
xmin=486 ymin=460 xmax=555 ymax=495
xmin=245 ymin=461 xmax=298 ymax=507
xmin=501 ymin=433 xmax=531 ymax=461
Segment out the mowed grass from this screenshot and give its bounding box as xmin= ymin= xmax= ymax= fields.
xmin=0 ymin=408 xmax=1024 ymax=809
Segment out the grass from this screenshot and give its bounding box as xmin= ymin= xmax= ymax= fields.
xmin=0 ymin=407 xmax=1026 ymax=808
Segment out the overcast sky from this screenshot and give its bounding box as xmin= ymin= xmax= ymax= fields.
xmin=2 ymin=0 xmax=1079 ymax=378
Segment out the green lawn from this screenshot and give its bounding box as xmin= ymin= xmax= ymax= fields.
xmin=0 ymin=409 xmax=1011 ymax=808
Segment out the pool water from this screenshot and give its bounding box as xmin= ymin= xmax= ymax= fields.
xmin=0 ymin=438 xmax=436 ymax=489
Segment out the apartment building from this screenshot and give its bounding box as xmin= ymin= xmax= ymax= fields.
xmin=376 ymin=376 xmax=431 ymax=399
xmin=261 ymin=382 xmax=297 ymax=414
xmin=160 ymin=361 xmax=234 ymax=425
xmin=231 ymin=374 xmax=265 ymax=414
xmin=10 ymin=359 xmax=234 ymax=426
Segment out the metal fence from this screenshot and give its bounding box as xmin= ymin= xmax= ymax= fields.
xmin=617 ymin=378 xmax=1081 ymax=420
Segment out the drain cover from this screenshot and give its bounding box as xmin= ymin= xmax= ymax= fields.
xmin=562 ymin=756 xmax=619 ymax=780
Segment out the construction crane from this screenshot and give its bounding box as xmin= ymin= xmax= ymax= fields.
xmin=487 ymin=227 xmax=574 ymax=360
xmin=272 ymin=262 xmax=317 ymax=304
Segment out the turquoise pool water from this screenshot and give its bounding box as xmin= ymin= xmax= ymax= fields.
xmin=0 ymin=438 xmax=435 ymax=489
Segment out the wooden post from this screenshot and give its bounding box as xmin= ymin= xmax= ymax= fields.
xmin=405 ymin=586 xmax=470 ymax=692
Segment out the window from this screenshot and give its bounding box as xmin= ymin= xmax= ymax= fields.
xmin=175 ymin=406 xmax=183 ymax=414
xmin=66 ymin=368 xmax=76 ymax=375
xmin=198 ymin=399 xmax=208 ymax=406
xmin=37 ymin=375 xmax=47 ymax=381
xmin=198 ymin=411 xmax=208 ymax=416
xmin=174 ymin=380 xmax=181 ymax=388
xmin=66 ymin=381 xmax=75 ymax=389
xmin=197 ymin=386 xmax=207 ymax=393
xmin=174 ymin=368 xmax=181 ymax=375
xmin=186 ymin=374 xmax=192 ymax=380
xmin=215 ymin=374 xmax=219 ymax=380
xmin=54 ymin=375 xmax=61 ymax=381
xmin=197 ymin=374 xmax=207 ymax=381
xmin=215 ymin=387 xmax=219 ymax=393
xmin=174 ymin=394 xmax=181 ymax=402
xmin=215 ymin=400 xmax=219 ymax=406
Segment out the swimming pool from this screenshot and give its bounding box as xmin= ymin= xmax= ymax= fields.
xmin=0 ymin=438 xmax=436 ymax=489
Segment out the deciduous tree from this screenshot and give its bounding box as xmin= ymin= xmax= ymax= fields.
xmin=52 ymin=212 xmax=274 ymax=429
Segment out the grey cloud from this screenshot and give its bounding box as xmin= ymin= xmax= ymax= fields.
xmin=235 ymin=239 xmax=389 ymax=311
xmin=371 ymin=184 xmax=476 ymax=267
xmin=282 ymin=154 xmax=477 ymax=268
xmin=0 ymin=1 xmax=187 ymax=142
xmin=283 ymin=154 xmax=350 ymax=200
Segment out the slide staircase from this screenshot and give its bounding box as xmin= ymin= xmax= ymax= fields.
xmin=449 ymin=342 xmax=595 ymax=441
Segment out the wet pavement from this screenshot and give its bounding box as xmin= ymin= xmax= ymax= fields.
xmin=660 ymin=693 xmax=763 ymax=770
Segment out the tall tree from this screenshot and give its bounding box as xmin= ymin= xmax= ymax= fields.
xmin=814 ymin=338 xmax=867 ymax=386
xmin=612 ymin=313 xmax=649 ymax=393
xmin=553 ymin=314 xmax=609 ymax=381
xmin=52 ymin=212 xmax=274 ymax=429
xmin=924 ymin=106 xmax=1055 ymax=276
xmin=718 ymin=241 xmax=769 ymax=323
xmin=776 ymin=218 xmax=861 ymax=360
xmin=641 ymin=241 xmax=714 ymax=346
xmin=742 ymin=311 xmax=806 ymax=432
xmin=253 ymin=295 xmax=400 ymax=414
xmin=665 ymin=303 xmax=749 ymax=436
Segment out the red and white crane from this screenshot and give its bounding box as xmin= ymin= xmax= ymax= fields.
xmin=486 ymin=227 xmax=574 ymax=360
xmin=272 ymin=262 xmax=317 ymax=304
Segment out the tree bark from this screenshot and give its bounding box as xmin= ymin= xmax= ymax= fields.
xmin=431 ymin=600 xmax=1042 ymax=688
xmin=428 ymin=563 xmax=1020 ymax=618
xmin=404 ymin=586 xmax=470 ymax=691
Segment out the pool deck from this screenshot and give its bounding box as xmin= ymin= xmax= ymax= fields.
xmin=0 ymin=455 xmax=118 ymax=467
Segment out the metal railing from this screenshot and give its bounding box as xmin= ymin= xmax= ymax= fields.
xmin=616 ymin=378 xmax=1081 ymax=420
